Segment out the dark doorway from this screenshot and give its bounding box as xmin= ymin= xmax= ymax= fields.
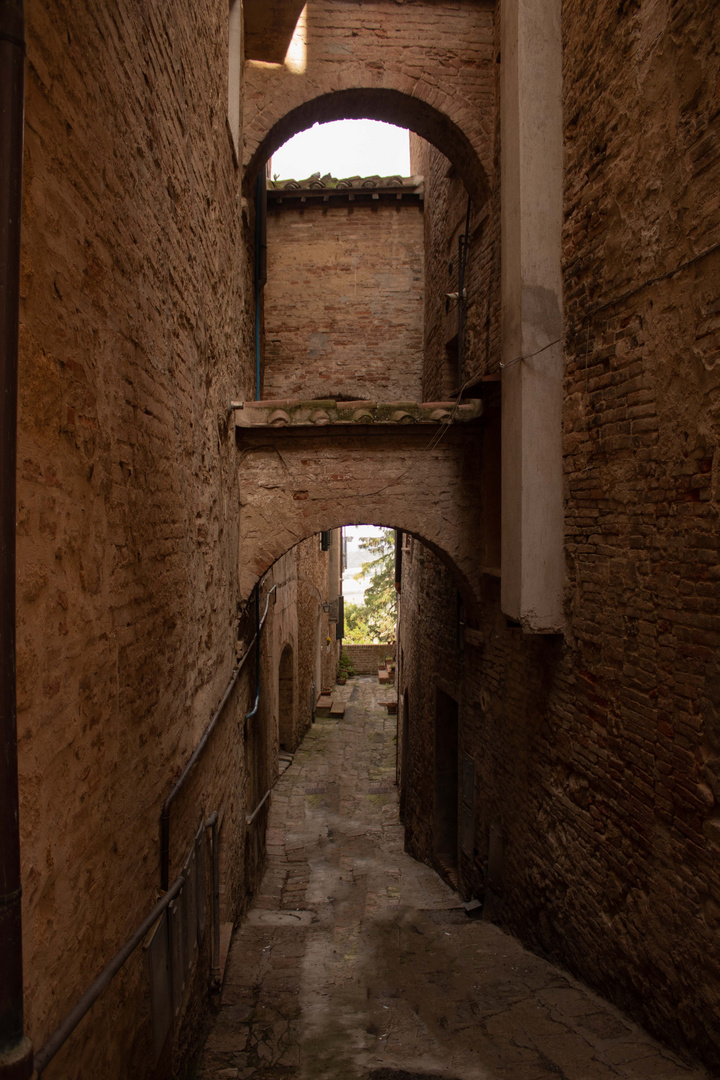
xmin=399 ymin=690 xmax=410 ymax=824
xmin=434 ymin=689 xmax=459 ymax=882
xmin=279 ymin=643 xmax=294 ymax=751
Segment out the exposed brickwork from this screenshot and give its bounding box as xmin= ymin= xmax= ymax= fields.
xmin=243 ymin=0 xmax=497 ymax=204
xmin=344 ymin=643 xmax=395 ymax=675
xmin=16 ymin=1 xmax=255 ymax=1075
xmin=13 ymin=0 xmax=720 ymax=1076
xmin=410 ymin=135 xmax=502 ymax=399
xmin=264 ymin=195 xmax=424 ymax=402
xmin=398 ymin=0 xmax=720 ymax=1070
xmin=296 ymin=532 xmax=340 ymax=720
xmin=558 ymin=0 xmax=720 ymax=1061
xmin=234 ymin=425 xmax=484 ymax=607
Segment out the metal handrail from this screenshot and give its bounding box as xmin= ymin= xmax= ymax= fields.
xmin=34 ymin=579 xmax=277 ymax=1071
xmin=160 ymin=585 xmax=276 ymax=890
xmin=246 ymin=788 xmax=271 ymax=826
xmin=33 ymin=875 xmax=185 ymax=1076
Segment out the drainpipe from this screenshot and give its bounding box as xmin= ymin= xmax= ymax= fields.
xmin=254 ymin=172 xmax=267 ymax=402
xmin=245 ymin=584 xmax=261 ymax=720
xmin=0 ymin=2 xmax=33 ymax=1077
xmin=456 ymin=196 xmax=471 ymax=391
xmin=205 ymin=813 xmax=221 ymax=991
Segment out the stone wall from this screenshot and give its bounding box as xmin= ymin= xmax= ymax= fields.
xmin=264 ymin=193 xmax=425 ymax=402
xmin=398 ymin=0 xmax=720 ymax=1069
xmin=344 ymin=644 xmax=395 ymax=676
xmin=16 ymin=1 xmax=256 ymax=1076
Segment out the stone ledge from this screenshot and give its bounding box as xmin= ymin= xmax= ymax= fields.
xmin=268 ymin=173 xmax=425 ymax=206
xmin=232 ymin=398 xmax=482 ymax=429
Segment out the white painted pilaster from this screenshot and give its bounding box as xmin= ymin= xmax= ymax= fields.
xmin=500 ymin=0 xmax=564 ymax=633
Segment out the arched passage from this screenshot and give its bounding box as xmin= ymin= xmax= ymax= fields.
xmin=243 ymin=0 xmax=496 ymax=203
xmin=236 ymin=423 xmax=486 ymax=615
xmin=246 ymin=89 xmax=490 ymax=205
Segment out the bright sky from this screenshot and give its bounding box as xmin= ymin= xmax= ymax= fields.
xmin=343 ymin=525 xmax=386 ymax=605
xmin=270 ymin=120 xmax=410 ymax=182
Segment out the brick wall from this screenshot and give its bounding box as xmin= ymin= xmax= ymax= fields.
xmin=410 ymin=134 xmax=502 ymax=401
xmin=398 ymin=0 xmax=720 ymax=1069
xmin=234 ymin=426 xmax=484 ymax=605
xmin=16 ymin=0 xmax=720 ymax=1075
xmin=16 ymin=2 xmax=256 ymax=1076
xmin=243 ymin=0 xmax=497 ymax=204
xmin=263 ymin=196 xmax=425 ymax=402
xmin=344 ymin=644 xmax=396 ymax=676
xmin=297 ymin=532 xmax=340 ymax=725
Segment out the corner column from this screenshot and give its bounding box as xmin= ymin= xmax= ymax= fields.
xmin=500 ymin=0 xmax=564 ymax=633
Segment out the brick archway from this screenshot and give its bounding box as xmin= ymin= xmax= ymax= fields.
xmin=236 ymin=425 xmax=485 ymax=611
xmin=245 ymin=88 xmax=490 ymax=205
xmin=243 ymin=0 xmax=496 ymax=204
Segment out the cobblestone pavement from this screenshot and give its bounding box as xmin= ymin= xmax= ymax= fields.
xmin=197 ymin=677 xmax=708 ymax=1080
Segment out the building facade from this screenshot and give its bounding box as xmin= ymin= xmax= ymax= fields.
xmin=1 ymin=1 xmax=719 ymax=1077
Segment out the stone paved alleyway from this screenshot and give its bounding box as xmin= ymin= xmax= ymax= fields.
xmin=197 ymin=678 xmax=708 ymax=1080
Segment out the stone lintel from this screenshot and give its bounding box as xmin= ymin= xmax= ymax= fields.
xmin=233 ymin=398 xmax=482 ymax=430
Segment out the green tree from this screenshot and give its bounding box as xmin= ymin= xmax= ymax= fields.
xmin=343 ymin=601 xmax=371 ymax=644
xmin=354 ymin=529 xmax=396 ymax=642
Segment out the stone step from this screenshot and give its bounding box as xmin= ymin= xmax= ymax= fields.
xmin=329 ymin=702 xmax=346 ymax=718
xmin=316 ymin=693 xmax=333 ymax=716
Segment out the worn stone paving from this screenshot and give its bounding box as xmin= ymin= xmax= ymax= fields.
xmin=197 ymin=677 xmax=708 ymax=1080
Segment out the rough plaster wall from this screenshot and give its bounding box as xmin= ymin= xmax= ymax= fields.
xmin=263 ymin=200 xmax=425 ymax=402
xmin=16 ymin=2 xmax=255 ymax=1076
xmin=399 ymin=0 xmax=720 ymax=1068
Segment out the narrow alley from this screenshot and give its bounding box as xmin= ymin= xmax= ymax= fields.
xmin=198 ymin=679 xmax=708 ymax=1080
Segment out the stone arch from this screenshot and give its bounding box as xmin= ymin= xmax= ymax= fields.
xmin=278 ymin=643 xmax=294 ymax=751
xmin=243 ymin=0 xmax=496 ymax=204
xmin=236 ymin=427 xmax=484 ymax=615
xmin=245 ymin=88 xmax=491 ymax=205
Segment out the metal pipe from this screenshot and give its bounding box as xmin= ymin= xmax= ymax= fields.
xmin=245 ymin=788 xmax=271 ymax=827
xmin=254 ymin=173 xmax=264 ymax=400
xmin=245 ymin=582 xmax=275 ymax=721
xmin=160 ymin=585 xmax=277 ymax=889
xmin=0 ymin=3 xmax=32 ymax=1076
xmin=205 ymin=813 xmax=221 ymax=990
xmin=245 ymin=584 xmax=261 ymax=720
xmin=456 ymin=195 xmax=471 ymax=391
xmin=161 ymin=662 xmax=243 ymax=890
xmin=33 ymin=875 xmax=185 ymax=1076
